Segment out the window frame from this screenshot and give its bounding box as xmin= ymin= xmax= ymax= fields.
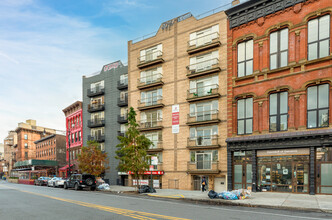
xmin=307 ymin=84 xmax=330 ymax=128
xmin=269 ymin=91 xmax=288 ymax=132
xmin=307 ymin=14 xmax=331 ymax=61
xmin=237 ymin=39 xmax=253 ymax=77
xmin=237 ymin=98 xmax=253 ymax=135
xmin=269 ymin=28 xmax=289 ymax=70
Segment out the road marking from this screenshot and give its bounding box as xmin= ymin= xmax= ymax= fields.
xmin=148 ymin=194 xmax=184 ymax=199
xmin=0 ymin=184 xmax=190 ymax=220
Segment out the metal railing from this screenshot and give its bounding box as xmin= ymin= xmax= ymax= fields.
xmin=187 ymin=58 xmax=219 ymax=75
xmin=139 ymin=120 xmax=163 ymax=129
xmin=148 ymin=141 xmax=163 ymax=150
xmin=188 ymin=32 xmax=220 ymax=49
xmin=118 ymin=96 xmax=128 ymax=106
xmin=187 ymin=110 xmax=219 ymax=123
xmin=138 ymin=73 xmax=163 ymax=87
xmin=117 ymin=78 xmax=128 ymax=88
xmin=138 ymin=96 xmax=163 ymax=108
xmin=138 ymin=50 xmax=163 ymax=64
xmin=118 ymin=114 xmax=128 ymax=122
xmin=187 ymin=161 xmax=219 ymax=171
xmin=87 ymin=87 xmax=105 ymax=97
xmin=187 ymin=135 xmax=219 ymax=147
xmin=88 ymin=118 xmax=105 ymax=127
xmin=88 ymin=135 xmax=105 ymax=142
xmin=88 ymin=103 xmax=105 ymax=112
xmin=187 ymin=84 xmax=219 ymax=99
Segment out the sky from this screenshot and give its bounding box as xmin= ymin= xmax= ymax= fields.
xmin=0 ymin=0 xmax=235 ymax=142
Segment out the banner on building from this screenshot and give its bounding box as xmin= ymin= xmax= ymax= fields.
xmin=172 ymin=104 xmax=179 ymax=133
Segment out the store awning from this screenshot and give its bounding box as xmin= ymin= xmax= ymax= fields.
xmin=59 ymin=164 xmax=74 ymax=171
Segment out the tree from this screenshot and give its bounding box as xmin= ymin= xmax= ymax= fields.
xmin=77 ymin=140 xmax=109 ymax=177
xmin=116 ymin=107 xmax=152 ymax=190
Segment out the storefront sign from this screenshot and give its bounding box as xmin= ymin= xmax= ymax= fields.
xmin=128 ymin=171 xmax=164 ymax=175
xmin=133 ymin=179 xmax=149 ymax=186
xmin=257 ymin=148 xmax=309 ymax=157
xmin=172 ymin=104 xmax=179 ymax=133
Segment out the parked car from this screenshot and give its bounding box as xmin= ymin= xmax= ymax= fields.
xmin=64 ymin=174 xmax=96 ymax=191
xmin=35 ymin=177 xmax=51 ymax=186
xmin=47 ymin=177 xmax=65 ymax=187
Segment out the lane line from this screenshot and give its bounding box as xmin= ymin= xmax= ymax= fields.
xmin=0 ymin=184 xmax=189 ymax=220
xmin=148 ymin=194 xmax=184 ymax=199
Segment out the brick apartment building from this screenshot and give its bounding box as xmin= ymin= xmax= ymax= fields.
xmin=35 ymin=134 xmax=66 ymax=168
xmin=225 ymin=0 xmax=332 ymax=194
xmin=3 ymin=131 xmax=17 ymax=175
xmin=128 ymin=9 xmax=228 ymax=191
xmin=15 ymin=120 xmax=55 ymax=162
xmin=62 ymin=101 xmax=83 ymax=176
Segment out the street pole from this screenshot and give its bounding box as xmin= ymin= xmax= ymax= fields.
xmin=68 ymin=130 xmax=71 ymax=178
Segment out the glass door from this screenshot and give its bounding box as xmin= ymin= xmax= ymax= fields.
xmin=234 ymin=163 xmax=252 ymax=190
xmin=293 ymin=162 xmax=309 ymax=193
xmin=317 ymin=163 xmax=332 ymax=194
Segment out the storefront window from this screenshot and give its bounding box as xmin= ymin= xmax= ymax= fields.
xmin=316 ymin=147 xmax=332 ymax=194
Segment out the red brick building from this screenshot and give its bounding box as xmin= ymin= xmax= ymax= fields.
xmin=225 ymin=0 xmax=332 ymax=195
xmin=35 ymin=134 xmax=66 ymax=165
xmin=62 ymin=101 xmax=83 ymax=177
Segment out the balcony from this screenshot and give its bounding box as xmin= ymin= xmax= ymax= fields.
xmin=187 ymin=161 xmax=219 ymax=174
xmin=137 ymin=96 xmax=164 ymax=111
xmin=87 ymin=118 xmax=105 ymax=128
xmin=187 ymin=32 xmax=220 ymax=54
xmin=117 ymin=79 xmax=128 ymax=90
xmin=117 ymin=115 xmax=128 ymax=124
xmin=186 ymin=58 xmax=220 ymax=78
xmin=187 ymin=84 xmax=220 ymax=102
xmin=137 ymin=73 xmax=163 ymax=90
xmin=187 ymin=135 xmax=220 ymax=150
xmin=87 ymin=87 xmax=105 ymax=97
xmin=88 ymin=103 xmax=105 ymax=113
xmin=117 ymin=131 xmax=126 ymax=137
xmin=138 ymin=120 xmax=163 ymax=131
xmin=88 ymin=135 xmax=105 ymax=143
xmin=147 ymin=142 xmax=163 ymax=153
xmin=118 ymin=96 xmax=128 ymax=107
xmin=137 ymin=50 xmax=164 ymax=69
xmin=187 ymin=110 xmax=220 ymax=126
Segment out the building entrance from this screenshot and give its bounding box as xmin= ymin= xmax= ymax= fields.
xmin=233 ymin=151 xmax=252 ymax=190
xmin=316 ymin=147 xmax=332 ymax=194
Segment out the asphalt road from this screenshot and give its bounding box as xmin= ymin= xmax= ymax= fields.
xmin=1 ymin=181 xmax=332 ymax=220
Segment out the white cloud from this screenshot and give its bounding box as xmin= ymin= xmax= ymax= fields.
xmin=0 ymin=0 xmax=127 ymax=141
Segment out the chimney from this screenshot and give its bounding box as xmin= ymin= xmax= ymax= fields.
xmin=232 ymin=0 xmax=240 ymax=6
xmin=26 ymin=119 xmax=36 ymax=126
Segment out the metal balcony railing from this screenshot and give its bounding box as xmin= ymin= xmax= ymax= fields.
xmin=117 ymin=114 xmax=128 ymax=124
xmin=187 ymin=32 xmax=220 ymax=51
xmin=117 ymin=78 xmax=128 ymax=89
xmin=138 ymin=96 xmax=163 ymax=109
xmin=88 ymin=103 xmax=105 ymax=112
xmin=87 ymin=87 xmax=105 ymax=97
xmin=187 ymin=84 xmax=219 ymax=100
xmin=88 ymin=135 xmax=105 ymax=142
xmin=138 ymin=50 xmax=163 ymax=66
xmin=187 ymin=110 xmax=219 ymax=124
xmin=187 ymin=135 xmax=219 ymax=147
xmin=117 ymin=96 xmax=128 ymax=106
xmin=117 ymin=131 xmax=126 ymax=137
xmin=88 ymin=118 xmax=105 ymax=128
xmin=137 ymin=73 xmax=163 ymax=88
xmin=148 ymin=141 xmax=163 ymax=151
xmin=139 ymin=120 xmax=163 ymax=130
xmin=186 ymin=58 xmax=219 ymax=76
xmin=187 ymin=161 xmax=219 ymax=172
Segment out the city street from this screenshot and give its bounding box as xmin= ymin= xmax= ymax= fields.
xmin=1 ymin=181 xmax=332 ymax=220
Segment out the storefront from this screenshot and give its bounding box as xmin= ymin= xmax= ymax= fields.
xmin=226 ymin=129 xmax=332 ymax=195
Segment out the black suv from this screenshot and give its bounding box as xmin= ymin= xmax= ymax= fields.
xmin=64 ymin=174 xmax=96 ymax=191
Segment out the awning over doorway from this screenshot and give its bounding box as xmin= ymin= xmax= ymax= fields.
xmin=59 ymin=164 xmax=74 ymax=171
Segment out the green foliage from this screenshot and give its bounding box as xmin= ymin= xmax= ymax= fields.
xmin=77 ymin=140 xmax=109 ymax=177
xmin=116 ymin=107 xmax=152 ymax=188
xmin=9 ymin=177 xmax=19 ymax=179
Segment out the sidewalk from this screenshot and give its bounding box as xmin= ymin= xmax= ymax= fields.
xmin=106 ymin=186 xmax=332 ymax=213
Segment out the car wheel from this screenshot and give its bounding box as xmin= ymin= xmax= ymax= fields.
xmin=90 ymin=186 xmax=96 ymax=191
xmin=86 ymin=178 xmax=93 ymax=186
xmin=64 ymin=183 xmax=68 ymax=189
xmin=74 ymin=183 xmax=79 ymax=191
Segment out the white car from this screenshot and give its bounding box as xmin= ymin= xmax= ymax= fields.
xmin=48 ymin=177 xmax=65 ymax=187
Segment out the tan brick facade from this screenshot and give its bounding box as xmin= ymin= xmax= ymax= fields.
xmin=128 ymin=11 xmax=228 ymax=191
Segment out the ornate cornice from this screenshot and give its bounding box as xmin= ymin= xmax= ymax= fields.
xmin=225 ymin=0 xmax=305 ymax=29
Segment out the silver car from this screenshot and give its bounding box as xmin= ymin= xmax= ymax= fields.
xmin=48 ymin=177 xmax=65 ymax=187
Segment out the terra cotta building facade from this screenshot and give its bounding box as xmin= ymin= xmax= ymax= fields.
xmin=225 ymin=0 xmax=332 ymax=194
xmin=128 ymin=10 xmax=228 ymax=191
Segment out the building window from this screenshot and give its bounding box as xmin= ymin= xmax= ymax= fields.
xmin=308 ymin=15 xmax=330 ymax=61
xmin=307 ymin=84 xmax=329 ymax=128
xmin=25 ymin=152 xmax=28 ymax=160
xmin=75 ymin=132 xmax=77 ymax=142
xmin=24 ymin=143 xmax=28 ymax=149
xmin=24 ymin=134 xmax=28 ymax=140
xmin=269 ymin=92 xmax=288 ymax=132
xmin=270 ymin=28 xmax=288 ymax=70
xmin=78 ymin=131 xmax=81 ymax=142
xmin=237 ymin=98 xmax=253 ymax=135
xmin=71 ymin=133 xmax=74 ymax=143
xmin=237 ymin=40 xmax=253 ymax=77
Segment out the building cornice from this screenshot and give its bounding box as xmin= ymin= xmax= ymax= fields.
xmin=225 ymin=0 xmax=305 ymax=29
